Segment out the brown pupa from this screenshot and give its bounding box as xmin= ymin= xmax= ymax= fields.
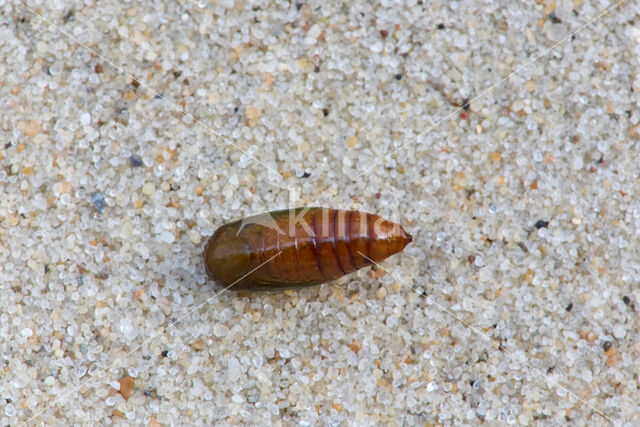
xmin=204 ymin=207 xmax=412 ymax=291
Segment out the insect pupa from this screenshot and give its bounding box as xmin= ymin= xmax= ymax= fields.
xmin=204 ymin=207 xmax=412 ymax=291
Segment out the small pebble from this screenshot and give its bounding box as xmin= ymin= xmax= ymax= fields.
xmin=117 ymin=375 xmax=134 ymax=400
xmin=91 ymin=192 xmax=107 ymax=213
xmin=80 ymin=112 xmax=91 ymax=125
xmin=213 ymin=324 xmax=229 ymax=338
xmin=245 ymin=105 xmax=260 ymax=121
xmin=49 ymin=61 xmax=63 ymax=76
xmin=534 ymin=220 xmax=549 ymax=229
xmin=605 ymin=346 xmax=619 ymax=367
xmin=613 ymin=324 xmax=626 ymax=339
xmin=227 ymin=357 xmax=241 ymax=381
xmin=188 ymin=229 xmax=201 ymax=244
xmin=142 ymin=182 xmax=156 ymax=195
xmin=191 ymin=339 xmax=204 ymax=351
xmin=129 ymin=154 xmax=143 ymax=167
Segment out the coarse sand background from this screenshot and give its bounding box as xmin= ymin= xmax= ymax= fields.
xmin=2 ymin=0 xmax=640 ymax=424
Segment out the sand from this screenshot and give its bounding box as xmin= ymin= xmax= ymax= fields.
xmin=2 ymin=0 xmax=639 ymax=424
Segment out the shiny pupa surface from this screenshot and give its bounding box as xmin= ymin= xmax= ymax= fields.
xmin=204 ymin=207 xmax=412 ymax=291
